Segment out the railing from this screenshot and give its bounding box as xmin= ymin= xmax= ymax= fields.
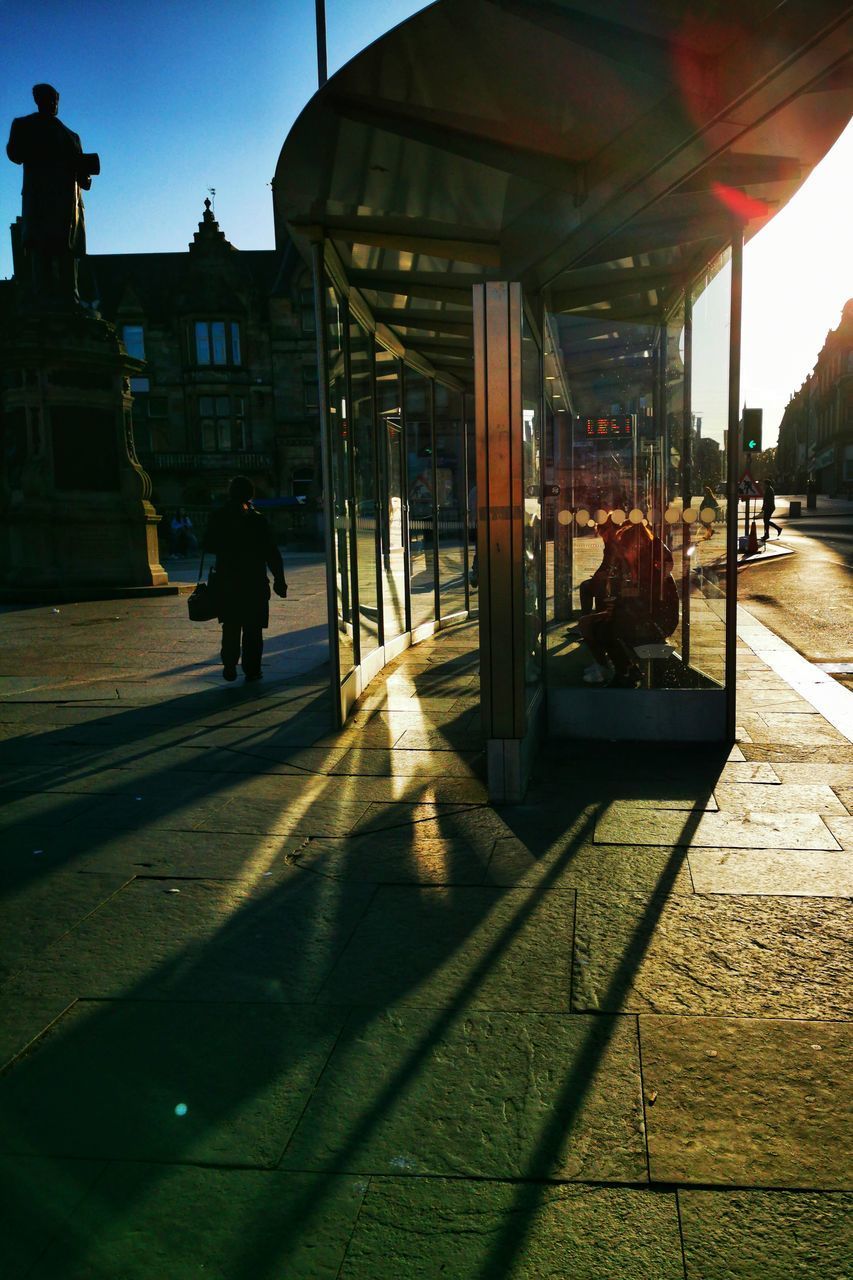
xmin=141 ymin=452 xmax=274 ymax=472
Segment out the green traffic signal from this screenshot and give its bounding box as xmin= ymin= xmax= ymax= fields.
xmin=742 ymin=407 xmax=762 ymax=453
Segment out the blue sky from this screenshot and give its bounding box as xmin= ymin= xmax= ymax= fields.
xmin=2 ymin=0 xmax=850 ymax=442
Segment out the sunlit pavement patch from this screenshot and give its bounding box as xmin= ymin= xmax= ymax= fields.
xmin=641 ymin=1016 xmax=853 ymax=1189
xmin=572 ymin=892 xmax=851 ymax=1018
xmin=678 ymin=1188 xmax=853 ymax=1278
xmin=340 ymin=1179 xmax=683 ymax=1280
xmin=281 ymin=1009 xmax=646 ymax=1182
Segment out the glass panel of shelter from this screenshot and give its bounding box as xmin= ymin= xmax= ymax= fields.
xmin=542 ymin=270 xmax=730 ymax=693
xmin=521 ymin=309 xmax=544 ymax=702
xmin=376 ymin=345 xmax=407 ymax=642
xmin=434 ymin=383 xmax=467 ymax=619
xmin=325 ymin=284 xmax=356 ymax=681
xmin=405 ymin=370 xmax=438 ymax=631
xmin=349 ymin=312 xmax=381 ymax=663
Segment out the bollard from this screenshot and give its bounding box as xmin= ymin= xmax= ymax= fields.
xmin=788 ymin=500 xmax=802 ymax=517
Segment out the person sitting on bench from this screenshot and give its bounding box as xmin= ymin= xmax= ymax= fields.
xmin=579 ymin=521 xmax=679 ymax=686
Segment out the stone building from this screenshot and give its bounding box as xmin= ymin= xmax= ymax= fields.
xmin=75 ymin=200 xmax=320 ymax=537
xmin=776 ymin=298 xmax=853 ymax=493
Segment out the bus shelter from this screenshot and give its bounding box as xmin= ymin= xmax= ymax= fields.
xmin=274 ymin=0 xmax=852 ymax=800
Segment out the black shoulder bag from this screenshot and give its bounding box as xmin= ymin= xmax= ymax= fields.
xmin=187 ymin=549 xmax=220 ymax=622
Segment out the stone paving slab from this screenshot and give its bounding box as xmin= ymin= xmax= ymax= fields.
xmin=688 ymin=847 xmax=853 ymax=896
xmin=678 ymin=1188 xmax=853 ymax=1279
xmin=392 ymin=726 xmax=484 ymax=750
xmin=64 ymin=790 xmax=373 ymax=838
xmin=25 ymin=1165 xmax=367 ymax=1280
xmin=0 ymin=996 xmax=76 ymax=1070
xmin=641 ymin=1016 xmax=853 ymax=1189
xmin=330 ymin=746 xmax=483 ymax=778
xmin=572 ymin=892 xmax=851 ymax=1017
xmin=0 ymin=761 xmax=217 ymax=800
xmin=712 ymin=782 xmax=847 ymax=816
xmin=168 ymin=743 xmax=353 ymax=776
xmin=0 ymin=871 xmax=130 ymax=982
xmin=292 ymin=834 xmax=494 ymax=885
xmin=282 ymin=1010 xmax=647 ymax=1182
xmin=773 ymin=762 xmax=853 ymax=786
xmin=0 ymin=1156 xmax=107 ymax=1280
xmin=714 ymin=761 xmax=780 ymax=784
xmin=486 ymin=838 xmax=695 ymax=894
xmin=742 ymin=711 xmax=850 ymax=746
xmin=824 ymin=815 xmax=853 ymax=849
xmin=0 ymin=791 xmax=105 ymax=830
xmin=27 ymin=828 xmax=307 ymax=880
xmin=833 ymin=786 xmax=853 ymax=813
xmin=0 ymin=999 xmax=349 ymax=1165
xmin=317 ymin=886 xmax=575 ymax=1011
xmin=219 ymin=768 xmax=487 ymax=807
xmin=594 ymin=805 xmax=841 ymax=850
xmin=350 ymin=800 xmax=491 ymax=835
xmin=340 ymin=1178 xmax=683 ymax=1279
xmin=13 ymin=872 xmax=375 ymax=1004
xmin=740 ymin=741 xmax=853 ymax=763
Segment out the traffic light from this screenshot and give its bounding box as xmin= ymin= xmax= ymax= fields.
xmin=742 ymin=407 xmax=762 ymax=453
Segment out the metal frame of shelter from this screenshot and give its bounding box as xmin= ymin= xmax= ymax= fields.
xmin=275 ymin=0 xmax=853 ymax=801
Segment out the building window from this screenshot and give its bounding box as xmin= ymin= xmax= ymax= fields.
xmin=300 ymin=287 xmax=315 ymax=335
xmin=194 ymin=321 xmax=242 ymax=366
xmin=292 ymin=467 xmax=313 ymax=498
xmin=199 ymin=395 xmax=245 ymax=451
xmin=302 ymin=364 xmax=319 ymax=411
xmin=122 ymin=324 xmax=145 ymax=360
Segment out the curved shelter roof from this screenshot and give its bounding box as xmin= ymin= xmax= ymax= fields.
xmin=274 ymin=0 xmax=852 ymax=384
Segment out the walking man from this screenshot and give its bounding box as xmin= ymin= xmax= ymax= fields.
xmin=761 ymin=478 xmax=782 ymax=540
xmin=204 ymin=476 xmax=287 ymax=682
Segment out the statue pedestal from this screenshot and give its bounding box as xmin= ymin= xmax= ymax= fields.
xmin=0 ymin=308 xmax=171 ymax=596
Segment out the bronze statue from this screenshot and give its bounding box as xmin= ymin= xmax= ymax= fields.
xmin=6 ymin=84 xmax=100 ymax=308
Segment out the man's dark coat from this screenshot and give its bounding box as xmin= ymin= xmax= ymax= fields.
xmin=204 ymin=502 xmax=284 ymax=627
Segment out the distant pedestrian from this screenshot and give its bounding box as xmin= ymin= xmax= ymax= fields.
xmin=169 ymin=508 xmax=197 ymax=557
xmin=203 ymin=476 xmax=287 ymax=682
xmin=761 ymin=479 xmax=782 ymax=540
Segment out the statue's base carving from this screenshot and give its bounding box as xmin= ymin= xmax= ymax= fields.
xmin=0 ymin=308 xmax=170 ymax=596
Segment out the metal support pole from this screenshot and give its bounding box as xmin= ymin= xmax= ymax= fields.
xmin=725 ymin=228 xmax=744 ymax=741
xmin=315 ymin=0 xmax=328 ymax=88
xmin=310 ymin=239 xmax=342 ymax=721
xmin=429 ymin=381 xmax=440 ymax=623
xmin=681 ymin=290 xmax=692 ymax=665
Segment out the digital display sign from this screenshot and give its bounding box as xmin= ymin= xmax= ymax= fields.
xmin=578 ymin=415 xmax=635 ymax=439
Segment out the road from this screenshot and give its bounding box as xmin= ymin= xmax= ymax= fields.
xmin=738 ymin=506 xmax=853 ymax=689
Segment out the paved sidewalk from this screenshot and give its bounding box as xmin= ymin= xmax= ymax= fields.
xmin=0 ymin=591 xmax=850 ymax=1278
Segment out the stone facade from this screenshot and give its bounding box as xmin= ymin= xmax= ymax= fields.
xmin=74 ymin=202 xmax=320 ymax=538
xmin=776 ymin=299 xmax=853 ymax=493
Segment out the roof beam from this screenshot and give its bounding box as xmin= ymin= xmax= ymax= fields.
xmin=331 ymin=92 xmax=585 ymax=196
xmin=550 ymin=264 xmax=688 ymax=311
xmin=674 ymin=153 xmax=803 ymax=193
xmin=488 ymin=0 xmax=708 ymax=81
xmin=293 ymin=214 xmax=500 ymax=267
xmin=573 ymin=217 xmax=734 ymax=270
xmin=372 ymin=308 xmax=474 ymax=337
xmin=332 ymin=228 xmax=499 ymax=267
xmin=347 ymin=268 xmax=477 ymax=305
